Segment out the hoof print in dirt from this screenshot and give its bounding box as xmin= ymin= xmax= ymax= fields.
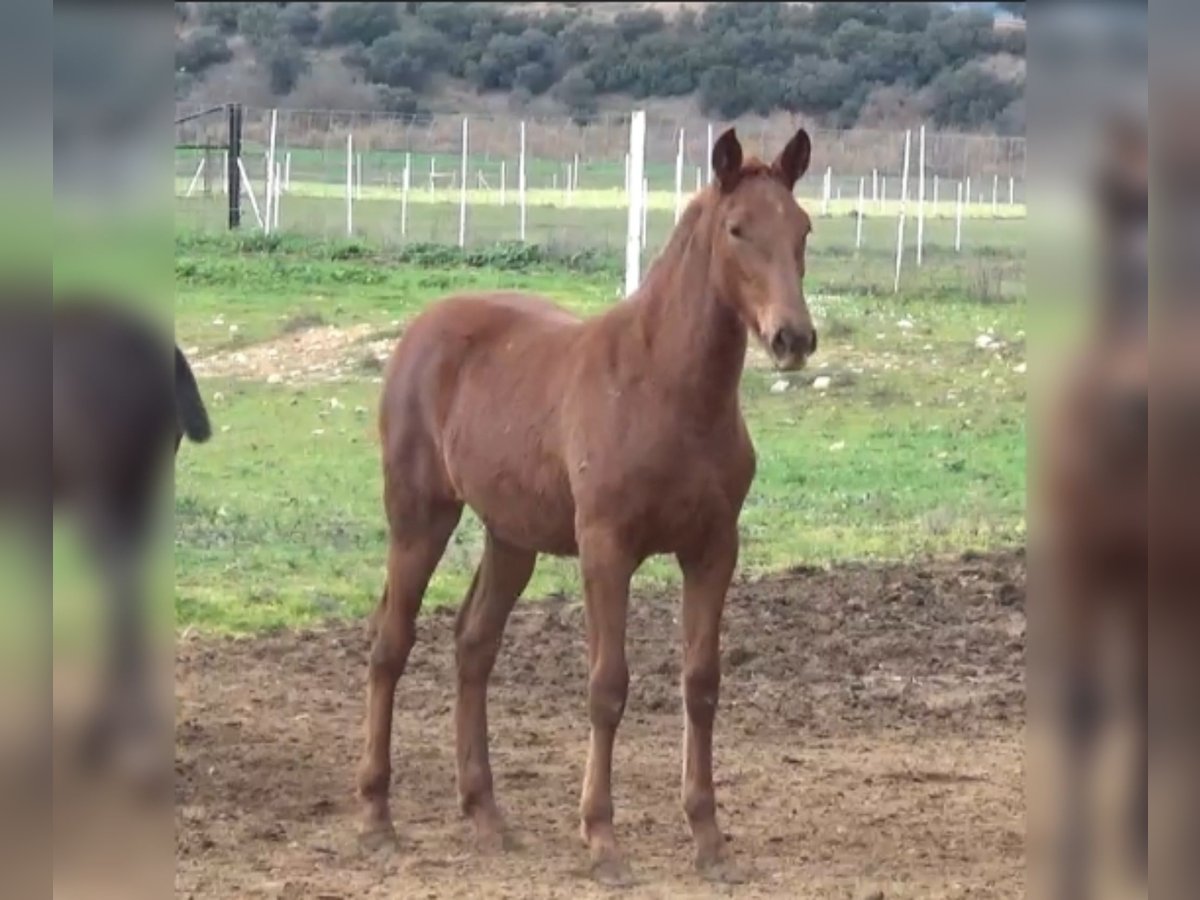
xmin=590 ymin=857 xmax=637 ymax=888
xmin=357 ymin=825 xmax=399 ymax=855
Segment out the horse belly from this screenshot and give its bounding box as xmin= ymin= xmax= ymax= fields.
xmin=444 ymin=418 xmax=578 ymax=556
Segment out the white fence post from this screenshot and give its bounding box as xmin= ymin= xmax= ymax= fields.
xmin=821 ymin=166 xmax=831 ymax=215
xmin=965 ymin=176 xmax=972 ymax=214
xmin=893 ymin=130 xmax=911 ymax=294
xmin=855 ymin=175 xmax=864 ymax=250
xmin=273 ymin=161 xmax=282 ymax=232
xmin=401 ymin=152 xmax=410 ymax=238
xmin=992 ymin=173 xmax=999 ymax=217
xmin=1009 ymin=175 xmax=1015 ymax=207
xmin=955 ymin=180 xmax=964 ymax=252
xmin=573 ymin=152 xmax=580 ymax=192
xmin=185 ymin=157 xmax=205 ymax=198
xmin=265 ymin=108 xmax=277 ymax=234
xmin=916 ymin=125 xmax=926 ymax=267
xmin=236 ymin=158 xmax=264 ymax=230
xmin=458 ymin=117 xmax=468 ymax=248
xmin=519 ymin=121 xmax=527 ymax=242
xmin=345 ymin=133 xmax=353 ymax=237
xmin=624 ymin=110 xmax=647 ymax=295
xmin=674 ymin=128 xmax=685 ymax=224
xmin=872 ymin=168 xmax=878 ymax=204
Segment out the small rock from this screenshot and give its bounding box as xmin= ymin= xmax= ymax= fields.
xmin=812 ymin=375 xmax=832 ymax=391
xmin=974 ymin=334 xmax=994 ymax=350
xmin=1013 ymin=362 xmax=1027 ymax=374
xmin=897 ymin=318 xmax=913 ymax=329
xmin=266 ymin=373 xmax=283 ymax=384
xmin=770 ymin=379 xmax=790 ymax=394
xmin=312 ymin=428 xmax=324 ymax=436
xmin=829 ymin=440 xmax=846 ymax=452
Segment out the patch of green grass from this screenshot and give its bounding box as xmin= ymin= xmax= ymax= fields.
xmin=174 ymin=233 xmax=1025 ymax=634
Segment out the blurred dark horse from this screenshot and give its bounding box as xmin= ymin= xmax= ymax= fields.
xmin=46 ymin=296 xmax=210 ymax=776
xmin=1037 ymin=111 xmax=1147 ymax=898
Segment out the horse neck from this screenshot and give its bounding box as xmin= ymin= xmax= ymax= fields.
xmin=632 ymin=199 xmax=748 ymax=412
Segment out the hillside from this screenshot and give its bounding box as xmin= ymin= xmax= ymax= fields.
xmin=175 ymin=2 xmax=1025 ymax=134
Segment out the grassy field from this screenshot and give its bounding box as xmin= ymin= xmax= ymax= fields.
xmin=172 ymin=227 xmax=1025 ymax=634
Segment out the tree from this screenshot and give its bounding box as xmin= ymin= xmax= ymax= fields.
xmin=238 ymin=4 xmax=284 ymax=49
xmin=281 ymin=3 xmax=321 ymax=45
xmin=261 ymin=37 xmax=310 ymax=95
xmin=365 ymin=28 xmax=448 ymax=91
xmin=176 ymin=28 xmax=233 ymax=75
xmin=320 ymin=2 xmax=398 ymax=47
xmin=554 ymin=69 xmax=597 ymax=123
xmin=198 ymin=3 xmax=241 ymax=35
xmin=377 ymin=86 xmax=431 ymax=122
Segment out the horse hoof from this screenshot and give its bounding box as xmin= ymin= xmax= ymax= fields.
xmin=357 ymin=823 xmax=398 ymax=854
xmin=591 ymin=856 xmax=636 ymax=888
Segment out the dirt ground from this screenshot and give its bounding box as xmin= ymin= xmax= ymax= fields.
xmin=175 ymin=550 xmax=1025 ymax=899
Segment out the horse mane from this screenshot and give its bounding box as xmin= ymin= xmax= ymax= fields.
xmin=636 ymin=158 xmax=777 ymax=298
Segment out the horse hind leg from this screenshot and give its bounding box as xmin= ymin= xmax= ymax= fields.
xmin=454 ymin=532 xmax=536 ymax=852
xmin=356 ymin=498 xmax=461 ymax=849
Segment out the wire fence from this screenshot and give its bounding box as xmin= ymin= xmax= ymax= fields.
xmin=175 ymin=105 xmax=1025 ymax=298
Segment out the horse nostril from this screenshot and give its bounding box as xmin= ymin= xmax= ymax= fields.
xmin=770 ymin=330 xmax=789 ymax=359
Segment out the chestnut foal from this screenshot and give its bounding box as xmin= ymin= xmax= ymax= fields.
xmin=357 ymin=127 xmax=817 ymax=883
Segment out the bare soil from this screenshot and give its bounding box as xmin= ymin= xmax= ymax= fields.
xmin=176 ymin=551 xmax=1025 ymax=899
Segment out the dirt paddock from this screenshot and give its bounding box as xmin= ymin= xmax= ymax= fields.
xmin=176 ymin=551 xmax=1025 ymax=899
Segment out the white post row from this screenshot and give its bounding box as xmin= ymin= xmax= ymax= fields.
xmin=893 ymin=129 xmax=912 ymax=294
xmin=458 ymin=117 xmax=468 ymax=248
xmin=345 ymin=132 xmax=353 ymax=237
xmin=519 ymin=121 xmax=528 ymax=242
xmin=624 ymin=110 xmax=647 ymax=295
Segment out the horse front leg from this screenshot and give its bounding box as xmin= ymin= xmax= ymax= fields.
xmin=677 ymin=526 xmax=740 ymax=881
xmin=576 ymin=526 xmax=636 ymax=886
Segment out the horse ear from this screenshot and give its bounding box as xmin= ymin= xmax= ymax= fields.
xmin=711 ymin=128 xmax=743 ymax=191
xmin=772 ymin=128 xmax=812 ymax=190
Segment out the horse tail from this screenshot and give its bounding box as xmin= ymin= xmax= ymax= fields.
xmin=175 ymin=346 xmax=212 ymax=444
